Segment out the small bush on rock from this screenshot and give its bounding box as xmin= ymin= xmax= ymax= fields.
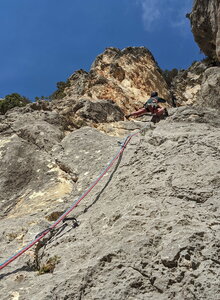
xmin=38 ymin=255 xmax=60 ymax=275
xmin=50 ymin=80 xmax=71 ymax=99
xmin=0 ymin=93 xmax=30 ymax=114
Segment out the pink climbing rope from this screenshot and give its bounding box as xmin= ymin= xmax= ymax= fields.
xmin=0 ymin=127 xmax=144 ymax=271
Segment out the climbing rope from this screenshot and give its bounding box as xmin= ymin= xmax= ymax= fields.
xmin=0 ymin=124 xmax=151 ymax=271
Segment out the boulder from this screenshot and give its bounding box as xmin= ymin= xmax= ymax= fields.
xmin=52 ymin=98 xmax=124 ymax=129
xmin=75 ymin=99 xmax=124 ymax=123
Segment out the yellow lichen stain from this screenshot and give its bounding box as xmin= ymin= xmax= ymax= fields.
xmin=29 ymin=191 xmax=45 ymax=200
xmin=0 ymin=137 xmax=12 ymax=148
xmin=0 ymin=137 xmax=13 ymax=158
xmin=8 ymin=180 xmax=72 ymax=218
xmin=10 ymin=291 xmax=20 ymax=300
xmin=7 ymin=162 xmax=73 ymax=217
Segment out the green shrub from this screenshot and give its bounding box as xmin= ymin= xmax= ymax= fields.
xmin=50 ymin=80 xmax=71 ymax=100
xmin=0 ymin=93 xmax=30 ymax=114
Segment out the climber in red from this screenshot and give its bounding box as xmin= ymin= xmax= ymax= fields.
xmin=125 ymin=91 xmax=168 ymax=123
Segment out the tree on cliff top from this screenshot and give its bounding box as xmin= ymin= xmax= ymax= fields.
xmin=0 ymin=93 xmax=30 ymax=114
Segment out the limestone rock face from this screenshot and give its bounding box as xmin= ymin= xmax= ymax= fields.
xmin=199 ymin=66 xmax=220 ymax=108
xmin=173 ymin=0 xmax=220 ymax=108
xmin=217 ymin=8 xmax=220 ymax=61
xmin=52 ymin=98 xmax=124 ymax=129
xmin=189 ymin=0 xmax=220 ymax=62
xmin=1 ymin=105 xmax=67 ymax=151
xmin=186 ymin=1 xmax=220 ymax=109
xmin=171 ymin=61 xmax=207 ymax=106
xmin=54 ymin=47 xmax=170 ymax=114
xmin=0 ymin=107 xmax=220 ymax=300
xmin=0 ymin=107 xmax=74 ymax=218
xmin=171 ymin=60 xmax=220 ymax=109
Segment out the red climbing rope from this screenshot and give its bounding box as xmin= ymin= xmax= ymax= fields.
xmin=0 ymin=127 xmax=144 ymax=271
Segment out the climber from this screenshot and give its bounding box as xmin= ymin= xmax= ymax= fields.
xmin=171 ymin=92 xmax=177 ymax=107
xmin=125 ymin=91 xmax=168 ymax=123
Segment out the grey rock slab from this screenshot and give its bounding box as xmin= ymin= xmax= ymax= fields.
xmin=3 ymin=109 xmax=66 ymax=151
xmin=75 ymin=98 xmax=124 ymax=123
xmin=0 ymin=134 xmax=52 ymax=213
xmin=0 ymin=108 xmax=220 ymax=300
xmin=52 ymin=126 xmax=121 ymax=195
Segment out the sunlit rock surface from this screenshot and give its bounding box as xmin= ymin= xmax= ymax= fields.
xmin=53 ymin=47 xmax=170 ymax=115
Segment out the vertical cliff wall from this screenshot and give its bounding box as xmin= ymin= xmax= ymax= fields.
xmin=189 ymin=0 xmax=220 ymax=62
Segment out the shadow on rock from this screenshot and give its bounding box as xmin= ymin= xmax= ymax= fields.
xmin=82 ymin=151 xmax=124 ymax=215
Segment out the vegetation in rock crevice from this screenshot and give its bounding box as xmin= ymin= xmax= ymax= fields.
xmin=38 ymin=255 xmax=60 ymax=275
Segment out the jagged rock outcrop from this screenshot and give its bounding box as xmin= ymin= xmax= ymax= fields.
xmin=173 ymin=0 xmax=220 ymax=109
xmin=52 ymin=98 xmax=124 ymax=129
xmin=53 ymin=47 xmax=170 ymax=114
xmin=189 ymin=0 xmax=220 ymax=62
xmin=0 ymin=107 xmax=220 ymax=299
xmin=171 ymin=62 xmax=220 ymax=110
xmin=0 ymin=97 xmax=124 ymax=132
xmin=0 ymin=104 xmax=67 ymax=151
xmin=170 ymin=59 xmax=220 ymax=108
xmin=171 ymin=61 xmax=208 ymax=106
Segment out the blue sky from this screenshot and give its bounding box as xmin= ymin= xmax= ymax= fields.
xmin=0 ymin=0 xmax=203 ymax=100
